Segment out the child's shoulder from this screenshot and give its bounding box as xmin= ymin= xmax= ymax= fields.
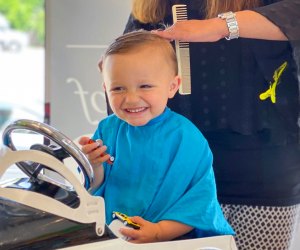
xmin=168 ymin=109 xmax=205 ymax=138
xmin=170 ymin=109 xmax=199 ymax=128
xmin=170 ymin=110 xmax=193 ymax=125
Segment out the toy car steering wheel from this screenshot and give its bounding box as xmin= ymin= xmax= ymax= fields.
xmin=2 ymin=119 xmax=94 ymax=190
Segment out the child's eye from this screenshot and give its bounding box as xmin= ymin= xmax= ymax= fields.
xmin=110 ymin=86 xmax=124 ymax=92
xmin=140 ymin=84 xmax=152 ymax=89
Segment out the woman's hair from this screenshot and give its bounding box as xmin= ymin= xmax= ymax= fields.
xmin=132 ymin=0 xmax=169 ymax=24
xmin=101 ymin=30 xmax=178 ymax=74
xmin=132 ymin=0 xmax=261 ymax=23
xmin=205 ymin=0 xmax=261 ymax=18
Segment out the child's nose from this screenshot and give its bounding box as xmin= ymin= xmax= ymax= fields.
xmin=125 ymin=91 xmax=139 ymax=103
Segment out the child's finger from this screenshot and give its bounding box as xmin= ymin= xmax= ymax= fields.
xmin=78 ymin=136 xmax=91 ymax=146
xmin=119 ymin=227 xmax=139 ymax=240
xmin=129 ymin=216 xmax=144 ymax=226
xmin=89 ymin=139 xmax=114 ymax=165
xmin=88 ymin=145 xmax=105 ymax=159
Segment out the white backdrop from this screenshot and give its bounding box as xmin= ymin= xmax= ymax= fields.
xmin=45 ymin=0 xmax=131 ymax=139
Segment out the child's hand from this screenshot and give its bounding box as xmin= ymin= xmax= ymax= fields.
xmin=119 ymin=216 xmax=162 ymax=243
xmin=78 ymin=136 xmax=112 ymax=167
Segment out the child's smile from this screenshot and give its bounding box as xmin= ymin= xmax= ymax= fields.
xmin=103 ymin=45 xmax=180 ymax=126
xmin=124 ymin=107 xmax=148 ymax=113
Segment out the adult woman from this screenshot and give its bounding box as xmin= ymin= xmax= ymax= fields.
xmin=110 ymin=0 xmax=300 ymax=249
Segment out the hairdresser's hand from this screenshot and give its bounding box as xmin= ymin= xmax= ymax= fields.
xmin=78 ymin=136 xmax=111 ymax=167
xmin=119 ymin=216 xmax=162 ymax=243
xmin=152 ymin=18 xmax=227 ymax=42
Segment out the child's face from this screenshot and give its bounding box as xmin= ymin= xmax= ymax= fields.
xmin=103 ymin=46 xmax=180 ymax=126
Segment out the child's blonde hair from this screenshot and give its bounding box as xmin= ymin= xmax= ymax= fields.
xmin=101 ymin=30 xmax=178 ymax=75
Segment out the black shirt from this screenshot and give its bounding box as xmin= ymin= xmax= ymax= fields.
xmin=116 ymin=0 xmax=300 ymax=206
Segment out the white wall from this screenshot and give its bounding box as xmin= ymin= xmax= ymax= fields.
xmin=45 ymin=0 xmax=131 ymax=139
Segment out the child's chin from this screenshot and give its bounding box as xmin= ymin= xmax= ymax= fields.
xmin=126 ymin=119 xmax=149 ymax=127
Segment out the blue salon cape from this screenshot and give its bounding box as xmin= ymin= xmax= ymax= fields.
xmin=92 ymin=108 xmax=234 ymax=237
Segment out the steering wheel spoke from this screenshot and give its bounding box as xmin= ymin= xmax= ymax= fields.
xmin=2 ymin=119 xmax=94 ymax=191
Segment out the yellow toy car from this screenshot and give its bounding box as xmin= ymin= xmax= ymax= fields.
xmin=112 ymin=211 xmax=140 ymax=229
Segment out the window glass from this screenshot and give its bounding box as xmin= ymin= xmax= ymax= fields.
xmin=0 ymin=0 xmax=45 ymax=180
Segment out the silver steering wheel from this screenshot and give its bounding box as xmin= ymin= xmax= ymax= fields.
xmin=2 ymin=119 xmax=94 ymax=190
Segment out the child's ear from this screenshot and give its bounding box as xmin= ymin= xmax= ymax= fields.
xmin=168 ymin=75 xmax=181 ymax=98
xmin=98 ymin=56 xmax=104 ymax=72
